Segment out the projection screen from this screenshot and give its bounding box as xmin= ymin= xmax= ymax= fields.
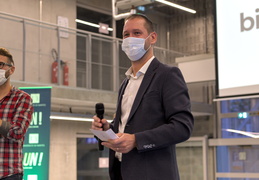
xmin=215 ymin=0 xmax=259 ymax=98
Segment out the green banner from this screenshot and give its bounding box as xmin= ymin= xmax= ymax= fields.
xmin=20 ymin=87 xmax=51 ymax=180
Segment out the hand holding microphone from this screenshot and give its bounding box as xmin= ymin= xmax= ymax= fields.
xmin=92 ymin=103 xmax=110 ymax=131
xmin=93 ymin=103 xmax=110 ymax=151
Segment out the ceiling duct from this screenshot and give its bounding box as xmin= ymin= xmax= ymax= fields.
xmin=116 ymin=0 xmax=154 ymax=10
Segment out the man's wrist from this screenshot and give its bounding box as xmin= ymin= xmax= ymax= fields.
xmin=132 ymin=134 xmax=137 ymax=147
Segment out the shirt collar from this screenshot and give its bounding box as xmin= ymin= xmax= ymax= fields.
xmin=125 ymin=56 xmax=155 ymax=79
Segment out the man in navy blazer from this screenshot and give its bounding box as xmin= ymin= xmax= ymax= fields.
xmin=92 ymin=14 xmax=194 ymax=180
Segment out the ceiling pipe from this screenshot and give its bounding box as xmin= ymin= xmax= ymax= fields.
xmin=112 ymin=0 xmax=136 ymax=20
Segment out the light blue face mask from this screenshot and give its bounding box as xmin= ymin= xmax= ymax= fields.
xmin=0 ymin=69 xmax=8 ymax=86
xmin=121 ymin=34 xmax=151 ymax=61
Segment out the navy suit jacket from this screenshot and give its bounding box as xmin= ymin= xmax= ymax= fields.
xmin=109 ymin=58 xmax=194 ymax=180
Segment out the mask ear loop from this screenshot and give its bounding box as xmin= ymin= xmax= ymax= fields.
xmin=145 ymin=44 xmax=152 ymax=52
xmin=144 ymin=32 xmax=155 ymax=52
xmin=5 ymin=67 xmax=12 ymax=80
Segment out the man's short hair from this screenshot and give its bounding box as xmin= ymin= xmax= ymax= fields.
xmin=0 ymin=48 xmax=14 ymax=65
xmin=125 ymin=14 xmax=154 ymax=33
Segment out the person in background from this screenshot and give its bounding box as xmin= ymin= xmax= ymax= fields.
xmin=0 ymin=47 xmax=34 ymax=180
xmin=92 ymin=14 xmax=194 ymax=180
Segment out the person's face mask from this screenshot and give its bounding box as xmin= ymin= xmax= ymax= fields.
xmin=0 ymin=69 xmax=9 ymax=86
xmin=122 ymin=34 xmax=152 ymax=61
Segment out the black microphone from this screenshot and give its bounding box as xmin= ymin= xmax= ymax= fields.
xmin=95 ymin=103 xmax=104 ymax=120
xmin=95 ymin=103 xmax=104 ymax=151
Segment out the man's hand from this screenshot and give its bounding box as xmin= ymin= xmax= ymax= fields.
xmin=102 ymin=133 xmax=136 ymax=154
xmin=91 ymin=115 xmax=110 ymax=131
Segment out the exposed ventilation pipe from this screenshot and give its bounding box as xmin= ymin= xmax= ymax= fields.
xmin=112 ymin=0 xmax=136 ymax=20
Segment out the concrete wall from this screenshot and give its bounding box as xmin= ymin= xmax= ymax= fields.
xmin=0 ymin=0 xmax=76 ymax=33
xmin=0 ymin=0 xmax=77 ymax=86
xmin=49 ymin=120 xmax=92 ymax=180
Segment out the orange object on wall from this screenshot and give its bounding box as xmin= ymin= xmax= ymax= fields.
xmin=63 ymin=63 xmax=69 ymax=86
xmin=51 ymin=59 xmax=69 ymax=85
xmin=51 ymin=61 xmax=58 ymax=83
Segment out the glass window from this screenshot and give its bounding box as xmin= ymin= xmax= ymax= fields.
xmin=216 ymin=145 xmax=259 ymax=173
xmin=118 ymin=41 xmax=131 ymax=84
xmin=76 ymin=35 xmax=89 ymax=88
xmin=77 ymin=137 xmax=109 ymax=180
xmin=77 ymin=7 xmax=112 ymax=36
xmin=76 ymin=6 xmax=114 ymax=91
xmin=220 ymin=98 xmax=259 ymax=138
xmin=91 ymin=38 xmax=113 ymax=91
xmin=221 ymin=116 xmax=259 ymax=138
xmin=217 ymin=97 xmax=259 ymax=179
xmin=220 ymin=98 xmax=259 ymax=114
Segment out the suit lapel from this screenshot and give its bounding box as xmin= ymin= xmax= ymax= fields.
xmin=114 ymin=78 xmax=129 ymax=132
xmin=127 ymin=58 xmax=160 ymax=123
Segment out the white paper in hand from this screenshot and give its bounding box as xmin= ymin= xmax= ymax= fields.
xmin=90 ymin=129 xmax=118 ymax=141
